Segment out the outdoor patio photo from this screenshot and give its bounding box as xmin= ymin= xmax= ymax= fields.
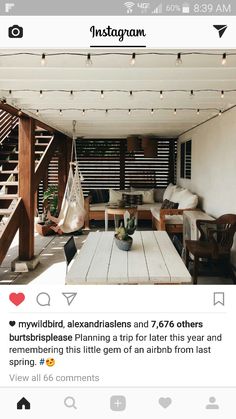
xmin=0 ymin=49 xmax=235 ymax=285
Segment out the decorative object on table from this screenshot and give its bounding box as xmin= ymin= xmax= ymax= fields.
xmin=114 ymin=216 xmax=136 ymax=251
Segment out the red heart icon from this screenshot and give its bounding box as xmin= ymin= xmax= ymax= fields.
xmin=9 ymin=293 xmax=25 ymax=306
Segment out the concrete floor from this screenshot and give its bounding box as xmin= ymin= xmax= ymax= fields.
xmin=0 ymin=222 xmax=234 ymax=285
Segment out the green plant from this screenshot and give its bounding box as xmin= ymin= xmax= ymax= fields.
xmin=115 ymin=217 xmax=136 ymax=241
xmin=43 ymin=185 xmax=58 ymax=217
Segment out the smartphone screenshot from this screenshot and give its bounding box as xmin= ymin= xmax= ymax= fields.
xmin=0 ymin=0 xmax=235 ymax=417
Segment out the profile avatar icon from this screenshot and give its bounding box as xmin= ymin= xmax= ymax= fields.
xmin=205 ymin=397 xmax=219 ymax=409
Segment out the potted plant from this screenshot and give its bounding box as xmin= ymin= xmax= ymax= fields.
xmin=114 ymin=217 xmax=136 ymax=251
xmin=35 ymin=185 xmax=58 ymax=236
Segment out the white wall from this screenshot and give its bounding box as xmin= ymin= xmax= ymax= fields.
xmin=177 ymin=106 xmax=236 ymax=266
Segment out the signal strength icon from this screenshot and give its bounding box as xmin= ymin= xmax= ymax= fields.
xmin=152 ymin=3 xmax=163 ymax=14
xmin=124 ymin=2 xmax=135 ymax=13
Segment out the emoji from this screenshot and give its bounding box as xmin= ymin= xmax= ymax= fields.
xmin=9 ymin=293 xmax=25 ymax=306
xmin=46 ymin=358 xmax=55 ymax=367
xmin=9 ymin=321 xmax=16 ymax=327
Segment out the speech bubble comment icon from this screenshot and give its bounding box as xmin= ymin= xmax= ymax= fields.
xmin=36 ymin=292 xmax=51 ymax=307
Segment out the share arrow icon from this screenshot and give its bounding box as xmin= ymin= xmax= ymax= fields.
xmin=213 ymin=25 xmax=228 ymax=38
xmin=62 ymin=292 xmax=77 ymax=306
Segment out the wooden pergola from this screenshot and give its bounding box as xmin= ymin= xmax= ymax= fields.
xmin=0 ymin=101 xmax=72 ymax=267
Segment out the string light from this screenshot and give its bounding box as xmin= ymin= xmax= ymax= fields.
xmin=86 ymin=53 xmax=92 ymax=66
xmin=160 ymin=90 xmax=163 ymax=99
xmin=105 ymin=109 xmax=108 ymax=115
xmin=128 ymin=109 xmax=131 ymax=115
xmin=36 ymin=109 xmax=39 ymax=116
xmin=8 ymin=90 xmax=12 ymax=96
xmin=174 ymin=109 xmax=177 ymax=115
xmin=190 ymin=90 xmax=194 ymax=97
xmin=131 ymin=53 xmax=136 ymax=66
xmin=59 ymin=109 xmax=62 ymax=116
xmin=221 ymin=90 xmax=225 ymax=98
xmin=176 ymin=53 xmax=182 ymax=65
xmin=197 ymin=109 xmax=200 ymax=115
xmin=100 ymin=90 xmax=104 ymax=99
xmin=40 ymin=90 xmax=43 ymax=98
xmin=70 ymin=90 xmax=74 ymax=98
xmin=82 ymin=109 xmax=85 ymax=116
xmin=41 ymin=53 xmax=46 ymax=66
xmin=222 ymin=53 xmax=227 ymax=65
xmin=151 ymin=109 xmax=154 ymax=115
xmin=129 ymin=90 xmax=133 ymax=99
xmin=219 ymin=110 xmax=222 ymax=116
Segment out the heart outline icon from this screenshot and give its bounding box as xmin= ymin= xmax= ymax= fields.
xmin=9 ymin=293 xmax=25 ymax=306
xmin=159 ymin=397 xmax=172 ymax=409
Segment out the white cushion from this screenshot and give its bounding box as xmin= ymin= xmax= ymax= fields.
xmin=151 ymin=208 xmax=183 ymax=225
xmin=163 ymin=183 xmax=177 ymax=201
xmin=178 ymin=190 xmax=198 ymax=209
xmin=109 ymin=189 xmax=127 ymax=204
xmin=129 ymin=189 xmax=154 ymax=204
xmin=170 ymin=187 xmax=186 ymax=203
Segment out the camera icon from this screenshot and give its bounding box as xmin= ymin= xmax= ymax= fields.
xmin=8 ymin=25 xmax=23 ymax=38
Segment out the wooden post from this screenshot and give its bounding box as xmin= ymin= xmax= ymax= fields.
xmin=18 ymin=117 xmax=35 ymax=260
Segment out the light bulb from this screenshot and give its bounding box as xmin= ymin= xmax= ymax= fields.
xmin=190 ymin=90 xmax=194 ymax=97
xmin=131 ymin=53 xmax=136 ymax=66
xmin=41 ymin=53 xmax=46 ymax=66
xmin=128 ymin=109 xmax=131 ymax=115
xmin=197 ymin=109 xmax=200 ymax=115
xmin=82 ymin=109 xmax=85 ymax=116
xmin=222 ymin=53 xmax=227 ymax=65
xmin=59 ymin=109 xmax=63 ymax=116
xmin=176 ymin=53 xmax=182 ymax=65
xmin=151 ymin=109 xmax=154 ymax=115
xmin=174 ymin=109 xmax=177 ymax=115
xmin=70 ymin=90 xmax=74 ymax=99
xmin=219 ymin=110 xmax=222 ymax=116
xmin=105 ymin=109 xmax=108 ymax=116
xmin=86 ymin=53 xmax=92 ymax=66
xmin=129 ymin=91 xmax=133 ymax=99
xmin=40 ymin=90 xmax=43 ymax=98
xmin=8 ymin=90 xmax=12 ymax=96
xmin=160 ymin=90 xmax=163 ymax=99
xmin=221 ymin=90 xmax=224 ymax=98
xmin=36 ymin=109 xmax=39 ymax=116
xmin=101 ymin=90 xmax=104 ymax=99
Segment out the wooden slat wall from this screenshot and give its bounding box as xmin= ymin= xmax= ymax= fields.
xmin=76 ymin=139 xmax=177 ymax=194
xmin=76 ymin=140 xmax=121 ymax=195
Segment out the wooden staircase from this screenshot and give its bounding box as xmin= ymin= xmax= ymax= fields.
xmin=0 ymin=123 xmax=55 ymax=263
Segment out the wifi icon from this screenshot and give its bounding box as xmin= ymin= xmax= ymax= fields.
xmin=213 ymin=25 xmax=228 ymax=38
xmin=124 ymin=2 xmax=135 ymax=13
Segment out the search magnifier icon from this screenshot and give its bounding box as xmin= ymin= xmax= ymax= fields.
xmin=64 ymin=396 xmax=77 ymax=409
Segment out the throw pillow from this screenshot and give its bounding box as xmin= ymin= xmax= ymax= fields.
xmin=122 ymin=193 xmax=143 ymax=206
xmin=163 ymin=183 xmax=177 ymax=201
xmin=161 ymin=199 xmax=179 ymax=209
xmin=89 ymin=189 xmax=109 ymax=204
xmin=130 ymin=188 xmax=154 ymax=204
xmin=109 ymin=189 xmax=128 ymax=204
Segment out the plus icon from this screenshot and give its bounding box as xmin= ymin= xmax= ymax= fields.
xmin=110 ymin=395 xmax=126 ymax=411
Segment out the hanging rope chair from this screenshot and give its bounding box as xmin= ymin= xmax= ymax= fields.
xmin=50 ymin=137 xmax=86 ymax=234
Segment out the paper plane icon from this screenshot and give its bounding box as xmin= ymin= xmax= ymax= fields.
xmin=62 ymin=292 xmax=77 ymax=306
xmin=213 ymin=25 xmax=228 ymax=38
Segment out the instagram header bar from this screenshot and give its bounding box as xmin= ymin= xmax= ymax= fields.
xmin=0 ymin=16 xmax=235 ymax=48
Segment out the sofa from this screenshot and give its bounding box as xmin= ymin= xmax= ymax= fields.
xmin=151 ymin=183 xmax=198 ymax=233
xmin=84 ymin=184 xmax=198 ymax=233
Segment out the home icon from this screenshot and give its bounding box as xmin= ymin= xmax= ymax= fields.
xmin=17 ymin=397 xmax=31 ymax=410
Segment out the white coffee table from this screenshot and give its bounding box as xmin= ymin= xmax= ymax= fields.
xmin=66 ymin=231 xmax=192 ymax=284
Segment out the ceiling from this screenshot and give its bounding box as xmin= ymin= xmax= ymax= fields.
xmin=0 ymin=49 xmax=236 ymax=138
